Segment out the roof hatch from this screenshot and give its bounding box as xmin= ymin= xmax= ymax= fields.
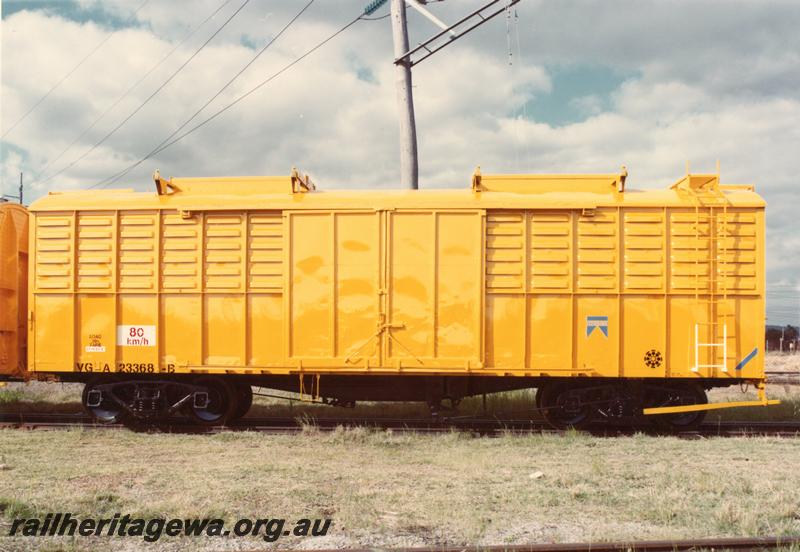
xmin=153 ymin=167 xmax=315 ymax=196
xmin=471 ymin=166 xmax=627 ymax=194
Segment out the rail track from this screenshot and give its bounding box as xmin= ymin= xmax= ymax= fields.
xmin=766 ymin=370 xmax=800 ymax=385
xmin=2 ymin=412 xmax=799 ymax=437
xmin=302 ymin=535 xmax=800 ymax=552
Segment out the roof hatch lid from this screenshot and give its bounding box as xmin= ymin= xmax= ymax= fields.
xmin=471 ymin=166 xmax=627 ymax=194
xmin=669 ymin=173 xmax=720 ymax=192
xmin=153 ymin=167 xmax=316 ymax=196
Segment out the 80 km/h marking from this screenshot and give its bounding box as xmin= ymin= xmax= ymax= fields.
xmin=116 ymin=325 xmax=156 ymax=347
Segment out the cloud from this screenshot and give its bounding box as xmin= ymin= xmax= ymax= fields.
xmin=1 ymin=0 xmax=799 ymax=322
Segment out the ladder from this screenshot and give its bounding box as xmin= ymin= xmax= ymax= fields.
xmin=689 ymin=177 xmax=735 ymax=373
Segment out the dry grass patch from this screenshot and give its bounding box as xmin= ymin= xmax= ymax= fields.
xmin=768 ymin=353 xmax=800 ymax=373
xmin=0 ymin=428 xmax=799 ymax=551
xmin=0 ymin=381 xmax=84 ymax=414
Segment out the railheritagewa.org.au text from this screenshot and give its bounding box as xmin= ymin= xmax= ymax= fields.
xmin=8 ymin=513 xmax=332 ymax=542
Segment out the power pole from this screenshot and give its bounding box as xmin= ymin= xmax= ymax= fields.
xmin=364 ymin=0 xmax=520 ymax=190
xmin=390 ymin=0 xmax=419 ymax=190
xmin=1 ymin=172 xmax=24 ymax=204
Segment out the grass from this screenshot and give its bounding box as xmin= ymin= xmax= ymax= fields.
xmin=1 ymin=355 xmax=797 ymax=551
xmin=0 ymin=388 xmax=25 ymax=405
xmin=707 ymin=384 xmax=800 ymax=422
xmin=766 ymin=353 xmax=800 ymax=373
xmin=0 ymin=381 xmax=84 ymax=415
xmin=0 ymin=429 xmax=798 ymax=551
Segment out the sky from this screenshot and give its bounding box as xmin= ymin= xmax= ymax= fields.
xmin=1 ymin=0 xmax=798 ymax=324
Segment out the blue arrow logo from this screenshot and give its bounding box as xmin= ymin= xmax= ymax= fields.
xmin=586 ymin=315 xmax=609 ymax=338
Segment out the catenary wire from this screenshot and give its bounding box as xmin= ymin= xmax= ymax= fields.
xmin=95 ymin=13 xmax=364 ymax=188
xmin=40 ymin=0 xmax=252 ymax=187
xmin=513 ymin=7 xmax=532 ymax=170
xmin=32 ymin=0 xmax=234 ymax=185
xmin=1 ymin=0 xmax=150 ymax=139
xmin=94 ymin=0 xmax=317 ymax=190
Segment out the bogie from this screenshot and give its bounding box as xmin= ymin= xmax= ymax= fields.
xmin=536 ymin=380 xmax=710 ymax=431
xmin=81 ymin=378 xmax=240 ymax=426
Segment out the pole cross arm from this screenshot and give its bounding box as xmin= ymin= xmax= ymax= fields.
xmin=405 ymin=1 xmax=456 ymax=37
xmin=395 ymin=0 xmax=520 ymax=67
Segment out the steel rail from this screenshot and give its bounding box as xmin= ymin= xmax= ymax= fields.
xmin=292 ymin=535 xmax=800 ymax=552
xmin=2 ymin=413 xmax=799 ymax=437
xmin=765 ymin=370 xmax=800 ymax=385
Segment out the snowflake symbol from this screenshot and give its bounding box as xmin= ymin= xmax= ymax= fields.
xmin=644 ymin=349 xmax=663 ymax=369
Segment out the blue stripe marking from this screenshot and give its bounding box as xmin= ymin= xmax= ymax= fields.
xmin=735 ymin=347 xmax=758 ymax=371
xmin=587 ymin=316 xmax=608 ymax=321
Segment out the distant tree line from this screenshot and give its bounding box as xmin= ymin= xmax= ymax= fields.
xmin=766 ymin=325 xmax=799 ymax=352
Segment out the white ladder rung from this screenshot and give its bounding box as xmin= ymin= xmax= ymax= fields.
xmin=693 ymin=323 xmax=728 ymax=373
xmin=691 ymin=364 xmax=729 ymax=372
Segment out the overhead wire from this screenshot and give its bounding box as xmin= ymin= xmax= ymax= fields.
xmin=1 ymin=0 xmax=151 ymax=139
xmin=513 ymin=7 xmax=531 ymax=170
xmin=506 ymin=4 xmax=520 ymax=171
xmin=31 ymin=0 xmax=234 ymax=185
xmin=40 ymin=0 xmax=252 ymax=187
xmin=93 ymin=0 xmax=317 ymax=190
xmin=95 ymin=12 xmax=365 ymax=188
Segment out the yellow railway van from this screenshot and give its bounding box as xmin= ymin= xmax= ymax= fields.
xmin=0 ymin=168 xmax=778 ymax=427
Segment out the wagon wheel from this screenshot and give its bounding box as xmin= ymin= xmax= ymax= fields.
xmin=82 ymin=378 xmax=129 ymax=424
xmin=230 ymin=382 xmax=253 ymax=421
xmin=645 ymin=383 xmax=708 ymax=431
xmin=190 ymin=377 xmax=237 ymax=426
xmin=537 ymin=382 xmax=595 ymax=429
